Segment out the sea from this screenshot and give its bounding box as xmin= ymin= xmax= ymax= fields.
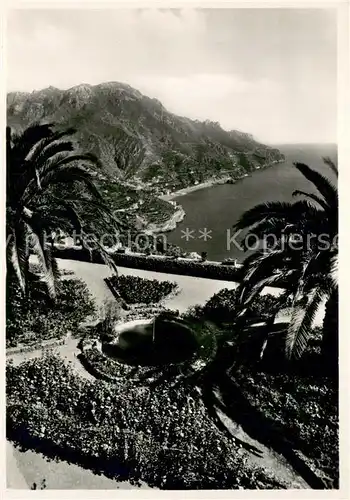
xmin=166 ymin=144 xmax=337 ymax=262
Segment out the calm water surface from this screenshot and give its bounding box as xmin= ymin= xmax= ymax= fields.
xmin=167 ymin=144 xmax=337 ymax=261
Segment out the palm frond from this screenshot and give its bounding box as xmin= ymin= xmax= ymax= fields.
xmin=240 ymin=248 xmax=300 ymax=284
xmin=292 ymin=190 xmax=329 ymax=211
xmin=33 ymin=140 xmax=75 ymax=168
xmin=323 ymin=156 xmax=338 ymax=178
xmin=55 ymin=152 xmax=102 ymax=171
xmin=239 ymin=269 xmax=296 ymax=306
xmin=329 ymin=253 xmax=338 ymax=289
xmin=294 ymin=162 xmax=338 ymax=210
xmin=26 ymin=222 xmax=56 ymax=300
xmin=43 ymin=201 xmax=83 ymax=233
xmin=71 ymin=196 xmax=125 ymax=228
xmin=285 ymin=287 xmax=325 ymax=359
xmin=84 ymin=235 xmax=119 ymax=276
xmin=24 ymin=165 xmax=103 ymax=205
xmin=234 ymin=199 xmax=322 ymax=234
xmin=50 ymin=171 xmax=103 ymax=202
xmin=26 ymin=202 xmax=83 ymax=237
xmin=25 ymin=125 xmax=76 ymax=162
xmin=44 ymin=246 xmax=60 ymax=281
xmin=11 ymin=123 xmax=55 ymax=166
xmin=234 ymin=201 xmax=295 ymax=230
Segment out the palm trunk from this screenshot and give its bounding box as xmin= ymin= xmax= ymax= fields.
xmin=266 ymin=313 xmax=276 ymax=329
xmin=322 ymin=288 xmax=338 ymax=375
xmin=260 ymin=313 xmax=276 ymax=361
xmin=23 ymin=256 xmax=31 ymax=307
xmin=152 ymin=316 xmax=156 ymax=344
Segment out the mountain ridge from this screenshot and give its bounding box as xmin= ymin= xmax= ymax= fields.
xmin=7 ymin=81 xmax=285 ymax=234
xmin=7 ymin=81 xmax=285 ymax=186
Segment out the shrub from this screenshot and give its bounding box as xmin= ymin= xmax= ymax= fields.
xmin=107 ymin=275 xmax=178 ymax=305
xmin=6 ymin=278 xmax=96 ymax=348
xmin=200 ymin=288 xmax=239 ymax=323
xmin=95 ymin=300 xmax=123 ymax=341
xmin=6 ymin=355 xmax=292 ymax=489
xmin=29 ymin=262 xmax=74 ymax=277
xmin=189 ymin=288 xmax=288 ymax=325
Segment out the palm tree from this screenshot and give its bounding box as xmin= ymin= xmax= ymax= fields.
xmin=6 ymin=123 xmax=121 ymax=301
xmin=233 ymin=159 xmax=338 ymax=370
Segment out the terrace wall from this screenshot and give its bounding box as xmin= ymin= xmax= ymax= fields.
xmin=52 ymin=247 xmax=246 ymax=282
xmin=52 ymin=246 xmax=285 ymax=287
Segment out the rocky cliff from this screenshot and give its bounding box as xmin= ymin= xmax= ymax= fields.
xmin=7 ymin=82 xmax=285 ymax=189
xmin=7 ymin=81 xmax=285 ymax=232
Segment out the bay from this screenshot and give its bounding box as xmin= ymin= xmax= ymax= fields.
xmin=166 ymin=144 xmax=337 ymax=262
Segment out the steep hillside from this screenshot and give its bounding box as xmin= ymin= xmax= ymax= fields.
xmin=7 ymin=82 xmax=284 ymax=187
xmin=7 ymin=82 xmax=285 ymax=233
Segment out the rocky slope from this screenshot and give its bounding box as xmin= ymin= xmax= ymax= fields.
xmin=7 ymin=82 xmax=284 ymax=185
xmin=7 ymin=81 xmax=285 ymax=231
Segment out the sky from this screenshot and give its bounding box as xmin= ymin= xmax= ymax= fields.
xmin=7 ymin=8 xmax=337 ymax=144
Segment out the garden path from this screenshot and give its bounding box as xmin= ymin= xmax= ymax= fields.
xmin=8 ymin=334 xmax=94 ymax=381
xmin=8 ymin=443 xmax=153 ymax=490
xmin=7 ymin=441 xmax=28 ymax=489
xmin=214 ymin=401 xmax=309 ymax=488
xmin=54 ymin=258 xmax=326 ymax=324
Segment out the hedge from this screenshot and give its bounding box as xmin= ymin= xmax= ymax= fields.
xmin=6 ymin=332 xmax=70 ymax=356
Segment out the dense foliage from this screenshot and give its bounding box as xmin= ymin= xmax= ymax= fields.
xmin=188 ymin=288 xmax=288 ymax=325
xmin=233 ymin=364 xmax=338 ymax=488
xmin=6 ymin=355 xmax=292 ymax=489
xmin=107 ymin=275 xmax=178 ymax=305
xmin=182 ymin=290 xmax=339 ymax=488
xmin=6 ymin=278 xmax=96 ymax=348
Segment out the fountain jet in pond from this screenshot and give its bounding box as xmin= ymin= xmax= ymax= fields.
xmin=102 ymin=313 xmax=198 ymax=366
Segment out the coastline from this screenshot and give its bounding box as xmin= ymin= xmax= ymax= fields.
xmin=149 ymin=159 xmax=285 ymax=232
xmin=159 ymin=176 xmax=232 ymax=201
xmin=143 ymin=205 xmax=186 ymax=234
xmin=159 ymin=161 xmax=284 ymax=202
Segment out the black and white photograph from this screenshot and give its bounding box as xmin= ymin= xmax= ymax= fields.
xmin=4 ymin=2 xmax=343 ymax=492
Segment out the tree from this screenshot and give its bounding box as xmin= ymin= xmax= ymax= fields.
xmin=6 ymin=123 xmax=121 ymax=301
xmin=234 ymin=159 xmax=338 ymax=370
